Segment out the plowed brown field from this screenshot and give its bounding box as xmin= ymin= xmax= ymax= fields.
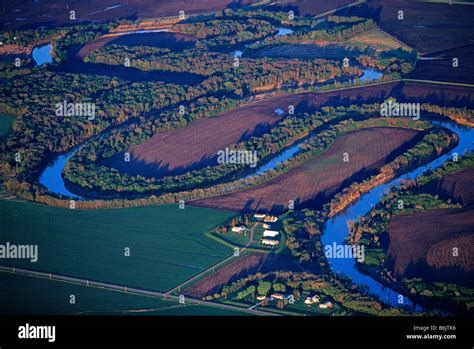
xmin=184 ymin=253 xmax=302 ymax=298
xmin=103 ymin=81 xmax=473 ymax=178
xmin=337 ymin=0 xmax=474 ymax=54
xmin=191 ymin=127 xmax=422 ymax=213
xmin=425 ymin=166 xmax=474 ymax=206
xmin=385 ymin=206 xmax=474 ymax=286
xmin=0 ymin=0 xmax=260 ymax=30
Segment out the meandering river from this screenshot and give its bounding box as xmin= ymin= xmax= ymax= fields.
xmin=38 ymin=68 xmax=382 ymax=199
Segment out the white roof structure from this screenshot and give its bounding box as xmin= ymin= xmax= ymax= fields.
xmin=263 ymin=215 xmax=278 ymax=223
xmin=319 ymin=301 xmax=334 ymax=309
xmin=231 ymin=226 xmax=245 ymax=233
xmin=254 ymin=213 xmax=266 ymax=219
xmin=262 ymin=239 xmax=279 ymax=246
xmin=263 ymin=230 xmax=279 ymax=238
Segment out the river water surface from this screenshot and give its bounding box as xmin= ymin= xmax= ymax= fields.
xmin=321 ymin=121 xmax=474 ymax=310
xmin=32 ymin=44 xmax=53 ymax=66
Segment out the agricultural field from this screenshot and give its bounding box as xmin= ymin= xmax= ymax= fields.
xmin=263 ymin=0 xmax=356 ymax=16
xmin=349 ymin=150 xmax=474 ymax=314
xmin=384 ymin=165 xmax=474 ymax=286
xmin=407 ymin=44 xmax=474 ymax=85
xmin=184 ymin=253 xmax=302 ymax=298
xmin=251 ymin=28 xmax=408 ymax=59
xmin=102 ymin=97 xmax=289 ymax=177
xmin=101 ymin=81 xmax=473 ymax=180
xmin=425 ymin=166 xmax=474 ymax=206
xmin=191 ymin=127 xmax=422 ymax=213
xmin=345 ymin=28 xmax=408 ymax=51
xmin=0 ymin=272 xmax=250 ymax=315
xmin=0 ymin=200 xmax=236 ymax=291
xmin=337 ymin=0 xmax=474 ymax=54
xmin=385 ymin=206 xmax=474 ymax=286
xmin=0 ymin=0 xmax=262 ymax=30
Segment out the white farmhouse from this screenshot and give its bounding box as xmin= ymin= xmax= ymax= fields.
xmin=263 ymin=230 xmax=279 ymax=238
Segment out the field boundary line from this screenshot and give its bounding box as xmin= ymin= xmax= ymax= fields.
xmin=166 ymin=223 xmax=259 ymax=295
xmin=401 ymin=78 xmax=474 ymax=88
xmin=313 ymin=0 xmax=367 ymax=19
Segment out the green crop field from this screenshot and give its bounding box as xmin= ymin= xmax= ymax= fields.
xmin=0 ymin=114 xmax=15 ymax=138
xmin=0 ymin=200 xmax=236 ymax=291
xmin=0 ymin=272 xmax=249 ymax=315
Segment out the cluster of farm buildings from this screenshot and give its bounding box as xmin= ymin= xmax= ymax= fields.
xmin=231 ymin=213 xmax=281 ymax=248
xmin=254 ymin=293 xmax=333 ymax=309
xmin=254 ymin=214 xmax=280 ymax=247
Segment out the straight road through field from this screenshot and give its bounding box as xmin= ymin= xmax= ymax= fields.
xmin=0 ymin=265 xmax=278 ymax=316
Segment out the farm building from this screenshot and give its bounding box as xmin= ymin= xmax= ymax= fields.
xmin=319 ymin=301 xmax=334 ymax=309
xmin=262 ymin=223 xmax=270 ymax=229
xmin=263 ymin=230 xmax=279 ymax=238
xmin=231 ymin=226 xmax=246 ymax=233
xmin=254 ymin=213 xmax=266 ymax=219
xmin=270 ymin=293 xmax=285 ymax=301
xmin=262 ymin=239 xmax=279 ymax=247
xmin=256 ymin=295 xmax=267 ymax=301
xmin=263 ymin=215 xmax=278 ymax=223
xmin=304 ymin=295 xmax=321 ymax=305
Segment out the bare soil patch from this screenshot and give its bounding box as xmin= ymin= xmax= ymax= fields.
xmin=0 ymin=0 xmax=260 ymax=30
xmin=77 ymin=31 xmax=196 ymax=59
xmin=424 ymin=166 xmax=474 ymax=206
xmin=184 ymin=252 xmax=302 ymax=298
xmin=385 ymin=206 xmax=474 ymax=287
